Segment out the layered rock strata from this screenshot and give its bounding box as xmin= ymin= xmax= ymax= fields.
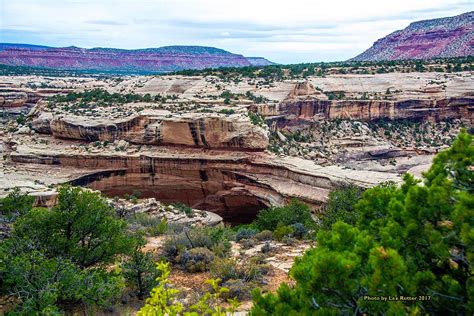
xmin=256 ymin=97 xmax=473 ymax=124
xmin=6 ymin=138 xmax=401 ymax=221
xmin=0 ymin=44 xmax=272 ymax=73
xmin=352 ymin=11 xmax=473 ymax=61
xmin=31 ymin=112 xmax=269 ymax=150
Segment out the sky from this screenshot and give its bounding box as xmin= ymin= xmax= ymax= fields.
xmin=0 ymin=0 xmax=472 ymax=64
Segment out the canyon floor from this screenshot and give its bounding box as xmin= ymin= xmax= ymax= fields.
xmin=1 ymin=66 xmax=472 ymax=313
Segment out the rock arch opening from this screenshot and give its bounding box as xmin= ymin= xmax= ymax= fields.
xmin=71 ymin=169 xmax=273 ymax=224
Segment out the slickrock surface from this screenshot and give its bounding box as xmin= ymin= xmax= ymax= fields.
xmin=111 ymin=198 xmax=223 ymax=226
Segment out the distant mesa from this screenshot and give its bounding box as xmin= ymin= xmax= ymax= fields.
xmin=246 ymin=57 xmax=275 ymax=66
xmin=0 ymin=43 xmax=273 ymax=73
xmin=351 ymin=11 xmax=474 ymax=61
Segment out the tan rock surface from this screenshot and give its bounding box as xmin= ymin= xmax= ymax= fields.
xmin=31 ymin=111 xmax=269 ymax=150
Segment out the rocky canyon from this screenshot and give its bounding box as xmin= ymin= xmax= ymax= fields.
xmin=1 ymin=61 xmax=472 ymax=224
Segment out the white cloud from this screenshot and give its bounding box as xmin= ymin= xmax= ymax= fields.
xmin=0 ymin=0 xmax=471 ymax=63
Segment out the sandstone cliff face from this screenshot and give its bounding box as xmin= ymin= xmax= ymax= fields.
xmin=31 ymin=112 xmax=269 ymax=150
xmin=266 ymin=97 xmax=473 ymax=123
xmin=8 ymin=145 xmax=400 ymax=219
xmin=0 ymin=91 xmax=29 ymax=107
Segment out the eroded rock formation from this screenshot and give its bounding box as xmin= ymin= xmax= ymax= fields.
xmin=0 ymin=91 xmax=29 ymax=107
xmin=31 ymin=111 xmax=269 ymax=150
xmin=5 ymin=136 xmax=401 ymax=221
xmin=275 ymin=97 xmax=474 ymax=123
xmin=287 ymin=82 xmax=323 ymax=98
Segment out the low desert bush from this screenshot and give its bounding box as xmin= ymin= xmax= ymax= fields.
xmin=162 ymin=234 xmax=192 ymax=262
xmin=282 ymin=236 xmax=297 ymax=246
xmin=221 ymin=279 xmax=256 ymax=301
xmin=261 ymin=241 xmax=272 ymax=254
xmin=210 ymin=257 xmax=268 ymax=284
xmin=177 ymin=247 xmax=215 ymax=272
xmin=290 ymin=222 xmax=307 ymax=239
xmin=128 ymin=213 xmax=167 ymax=236
xmin=235 ymin=227 xmax=258 ymax=241
xmin=240 ymin=238 xmax=257 ymax=249
xmin=171 ymin=202 xmax=194 ymax=217
xmin=210 ymin=258 xmax=240 ymax=282
xmin=254 ymin=230 xmax=273 ymax=241
xmin=162 ymin=226 xmax=231 ymax=263
xmin=145 ymin=219 xmax=168 ymax=236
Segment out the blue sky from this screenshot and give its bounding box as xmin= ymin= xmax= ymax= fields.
xmin=0 ymin=0 xmax=471 ymax=64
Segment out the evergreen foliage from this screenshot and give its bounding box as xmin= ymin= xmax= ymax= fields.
xmin=0 ymin=185 xmax=139 ymax=313
xmin=252 ymin=130 xmax=473 ymax=315
xmin=254 ymin=199 xmax=315 ymax=232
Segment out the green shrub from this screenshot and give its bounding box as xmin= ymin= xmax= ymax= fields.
xmin=254 ymin=230 xmax=273 ymax=241
xmin=0 ymin=187 xmax=35 ymax=216
xmin=210 ymin=258 xmax=240 ymax=282
xmin=185 ymin=227 xmax=215 ymax=248
xmin=210 ymin=240 xmax=232 ymax=258
xmin=16 ymin=114 xmax=26 ymax=125
xmin=162 ymin=234 xmax=192 ymax=262
xmin=1 ymin=185 xmax=135 ymax=313
xmin=248 ymin=111 xmax=266 ymax=126
xmin=121 ymin=240 xmax=160 ymax=299
xmin=129 ymin=213 xmax=168 ymax=236
xmin=152 ymin=219 xmax=168 ymax=236
xmin=171 ymin=202 xmax=194 ymax=217
xmin=273 ymin=224 xmax=294 ymax=241
xmin=208 ymin=225 xmax=236 ymax=243
xmin=178 ymin=247 xmax=215 ymax=272
xmin=222 ymin=279 xmax=256 ymax=300
xmin=13 ymin=186 xmax=133 ymax=268
xmin=255 ymin=199 xmax=314 ymax=231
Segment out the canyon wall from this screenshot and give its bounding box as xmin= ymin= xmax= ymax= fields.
xmin=8 ymin=150 xmax=333 ymax=220
xmin=8 ymin=145 xmax=400 ymax=207
xmin=257 ymin=97 xmax=473 ymax=123
xmin=31 ymin=112 xmax=269 ymax=150
xmin=0 ymin=91 xmax=29 ymax=107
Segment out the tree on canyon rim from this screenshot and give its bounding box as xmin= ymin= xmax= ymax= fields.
xmin=251 ymin=130 xmax=473 ymax=315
